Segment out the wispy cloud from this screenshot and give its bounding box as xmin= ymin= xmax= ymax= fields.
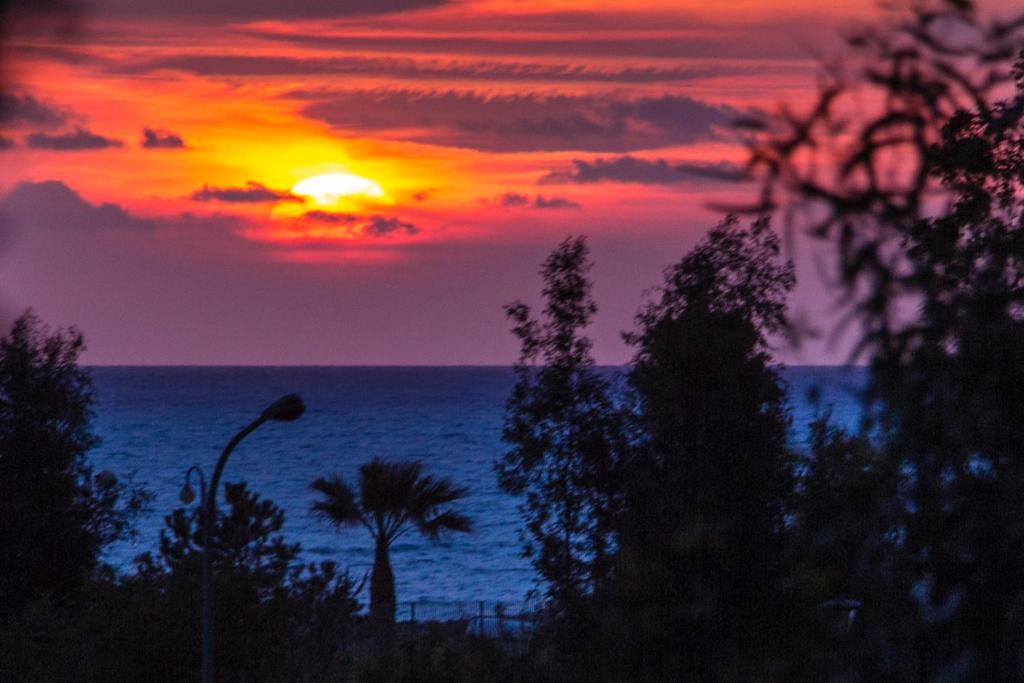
xmin=25 ymin=127 xmax=123 ymax=150
xmin=302 ymin=210 xmax=420 ymax=236
xmin=300 ymin=90 xmax=737 ymax=153
xmin=673 ymin=161 xmax=750 ymax=182
xmin=245 ymin=14 xmax=828 ymax=61
xmin=141 ymin=128 xmax=186 ymax=149
xmin=91 ymin=0 xmax=449 ymax=21
xmin=540 ymin=156 xmax=747 ymax=185
xmin=498 ymin=192 xmax=581 ymax=209
xmin=125 ymin=53 xmax=732 ymax=85
xmin=191 ymin=181 xmax=301 ymax=203
xmin=0 ymin=92 xmax=68 ymax=128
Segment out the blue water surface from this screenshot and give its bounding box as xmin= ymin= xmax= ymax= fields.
xmin=88 ymin=366 xmax=866 ymax=604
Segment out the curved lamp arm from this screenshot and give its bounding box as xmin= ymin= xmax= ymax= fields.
xmin=204 ymin=416 xmax=265 ymax=522
xmin=203 ymin=393 xmax=304 ymax=518
xmin=181 ymin=465 xmax=207 ymax=506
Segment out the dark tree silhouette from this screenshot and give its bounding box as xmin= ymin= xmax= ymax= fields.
xmin=134 ymin=480 xmax=360 ymax=681
xmin=747 ymin=1 xmax=1024 ymax=677
xmin=784 ymin=414 xmax=909 ymax=679
xmin=142 ymin=481 xmax=300 ymax=593
xmin=311 ymin=458 xmax=471 ymax=629
xmin=602 ymin=217 xmax=796 ymax=679
xmin=0 ymin=311 xmax=147 ymax=611
xmin=498 ymin=236 xmax=629 ymax=606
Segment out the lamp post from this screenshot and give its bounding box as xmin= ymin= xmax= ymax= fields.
xmin=180 ymin=393 xmax=305 ymax=683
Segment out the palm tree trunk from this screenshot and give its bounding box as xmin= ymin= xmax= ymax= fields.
xmin=369 ymin=538 xmax=396 ymax=641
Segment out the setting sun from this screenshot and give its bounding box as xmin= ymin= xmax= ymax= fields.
xmin=291 ymin=172 xmax=389 ymax=207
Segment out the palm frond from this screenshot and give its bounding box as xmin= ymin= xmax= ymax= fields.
xmin=417 ymin=510 xmax=473 ymax=540
xmin=359 ymin=458 xmax=424 ymax=514
xmin=310 ymin=475 xmax=362 ymax=527
xmin=408 ymin=475 xmax=470 ymax=523
xmin=355 ymin=458 xmax=472 ymax=542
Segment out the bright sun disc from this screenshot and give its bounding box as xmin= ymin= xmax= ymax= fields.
xmin=291 ymin=172 xmax=388 ymax=206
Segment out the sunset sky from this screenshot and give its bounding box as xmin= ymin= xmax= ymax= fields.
xmin=0 ymin=0 xmax=1005 ymax=365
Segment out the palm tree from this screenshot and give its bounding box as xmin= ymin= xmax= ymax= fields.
xmin=310 ymin=458 xmax=472 ymax=628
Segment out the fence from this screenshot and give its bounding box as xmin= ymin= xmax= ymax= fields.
xmin=392 ymin=600 xmax=540 ymax=639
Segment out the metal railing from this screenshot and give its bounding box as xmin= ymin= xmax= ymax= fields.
xmin=392 ymin=600 xmax=540 ymax=638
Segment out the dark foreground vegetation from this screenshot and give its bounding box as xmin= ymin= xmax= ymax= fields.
xmin=5 ymin=1 xmax=1024 ymax=680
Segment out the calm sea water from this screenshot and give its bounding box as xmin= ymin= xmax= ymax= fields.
xmin=89 ymin=366 xmax=866 ymax=605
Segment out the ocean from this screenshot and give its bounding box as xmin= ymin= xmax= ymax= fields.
xmin=89 ymin=366 xmax=866 ymax=606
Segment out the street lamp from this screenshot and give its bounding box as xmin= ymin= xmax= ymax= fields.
xmin=179 ymin=393 xmax=305 ymax=683
xmin=180 ymin=465 xmax=205 ymax=506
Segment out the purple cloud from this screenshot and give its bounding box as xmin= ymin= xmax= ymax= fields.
xmin=25 ymin=127 xmax=123 ymax=151
xmin=0 ymin=92 xmax=67 ymax=128
xmin=246 ymin=15 xmax=825 ymax=61
xmin=673 ymin=161 xmax=749 ymax=182
xmin=141 ymin=128 xmax=186 ymax=149
xmin=302 ymin=211 xmax=420 ymax=236
xmin=191 ymin=181 xmax=301 ymax=203
xmin=1 ymin=180 xmax=155 ymax=231
xmin=303 ymin=210 xmax=358 ymax=223
xmin=539 ymin=156 xmax=747 ymax=185
xmin=499 ymin=192 xmax=530 ymax=207
xmin=91 ymin=0 xmax=447 ymax=21
xmin=124 ymin=53 xmax=728 ymax=85
xmin=365 ymin=215 xmax=419 ymax=236
xmin=533 ymin=195 xmax=581 ymax=209
xmin=499 ymin=192 xmax=580 ymax=209
xmin=299 ymin=90 xmax=736 ymax=153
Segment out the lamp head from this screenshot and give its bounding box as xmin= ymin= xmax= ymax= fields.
xmin=261 ymin=393 xmax=305 ymax=422
xmin=180 ymin=484 xmax=196 ymax=504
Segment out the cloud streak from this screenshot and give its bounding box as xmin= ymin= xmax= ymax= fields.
xmin=498 ymin=192 xmax=581 ymax=209
xmin=0 ymin=92 xmax=67 ymax=128
xmin=191 ymin=181 xmax=301 ymax=203
xmin=91 ymin=0 xmax=449 ymax=21
xmin=300 ymin=90 xmax=737 ymax=153
xmin=301 ymin=210 xmax=420 ymax=237
xmin=539 ymin=157 xmax=747 ymax=185
xmin=125 ymin=53 xmax=734 ymax=85
xmin=141 ymin=128 xmax=186 ymax=149
xmin=25 ymin=127 xmax=123 ymax=151
xmin=244 ymin=17 xmax=827 ymax=61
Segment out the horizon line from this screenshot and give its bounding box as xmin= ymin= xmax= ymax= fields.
xmin=83 ymin=363 xmax=865 ymax=369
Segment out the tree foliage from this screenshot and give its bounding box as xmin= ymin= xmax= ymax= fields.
xmin=500 ymin=221 xmax=800 ymax=680
xmin=497 ymin=236 xmax=629 ymax=606
xmin=0 ymin=311 xmax=147 ymax=611
xmin=748 ymin=0 xmax=1024 ymax=677
xmin=628 ymin=215 xmax=794 ymax=346
xmin=784 ymin=414 xmax=911 ymax=678
xmin=2 ymin=479 xmax=360 ymax=681
xmin=608 ymin=217 xmax=796 ymax=679
xmin=133 ymin=480 xmax=361 ymax=681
